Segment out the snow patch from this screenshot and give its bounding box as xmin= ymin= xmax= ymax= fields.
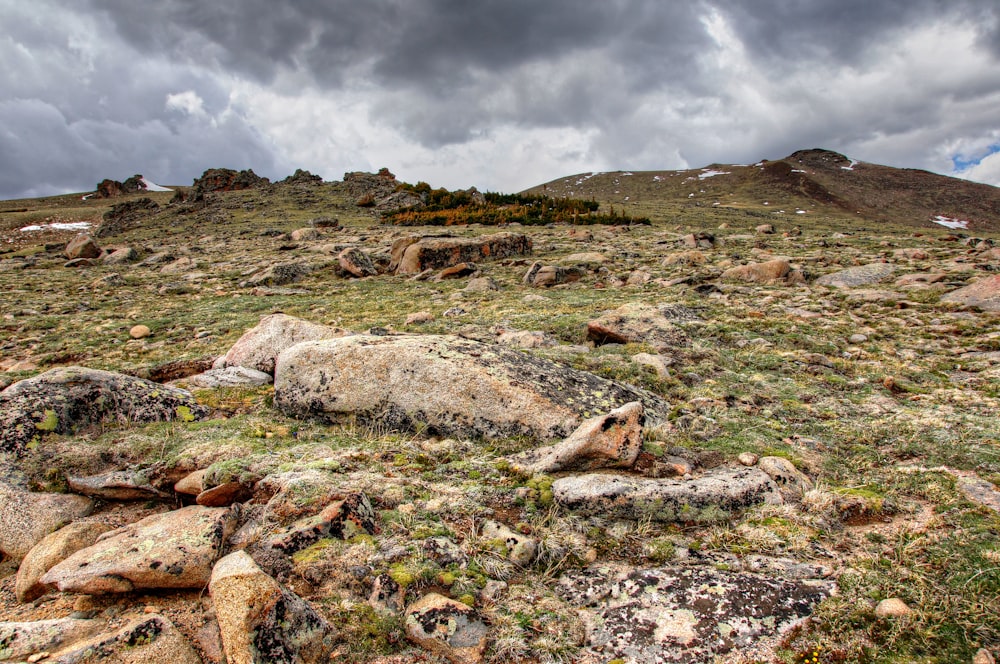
xmin=796 ymin=210 xmax=807 ymax=214
xmin=931 ymin=215 xmax=969 ymax=230
xmin=21 ymin=222 xmax=92 ymax=232
xmin=653 ymin=175 xmax=664 ymax=182
xmin=698 ymin=169 xmax=730 ymax=179
xmin=841 ymin=159 xmax=859 ymax=171
xmin=140 ymin=177 xmax=172 ymax=192
xmin=791 ymin=169 xmax=807 ymax=173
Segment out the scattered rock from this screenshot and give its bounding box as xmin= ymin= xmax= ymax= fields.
xmin=275 ymin=334 xmax=670 ymax=442
xmin=239 ymin=261 xmax=312 ymax=288
xmin=216 ymin=313 xmax=348 ymax=375
xmin=815 ymin=263 xmax=895 ymax=288
xmin=632 ymin=353 xmax=671 ymax=378
xmin=267 ymin=493 xmax=378 ymax=554
xmin=756 ymin=224 xmax=775 ymax=234
xmin=15 ymin=522 xmax=113 ymax=603
xmin=496 ymin=330 xmax=555 ymax=349
xmin=848 ymin=333 xmax=868 ymax=343
xmin=210 ymin=550 xmax=336 ymax=664
xmin=553 ymin=467 xmax=782 ymax=522
xmin=94 ymin=198 xmax=159 ymax=237
xmin=586 ymin=303 xmax=691 ymax=352
xmin=0 ymin=482 xmax=94 ymax=560
xmin=129 ymin=324 xmax=151 ymax=339
xmin=757 ymin=456 xmax=813 ymax=501
xmin=737 ymin=452 xmax=759 ymax=466
xmin=405 ymin=311 xmax=435 ymax=325
xmin=940 ymin=274 xmax=1000 ymax=312
xmin=464 ymin=276 xmax=499 ymax=292
xmin=67 ymin=470 xmax=170 ymax=501
xmin=721 ymin=259 xmax=803 ymax=284
xmin=404 ymin=593 xmax=488 ymax=664
xmin=101 ymin=247 xmax=137 ymax=264
xmin=395 ymin=233 xmax=531 ymax=274
xmin=65 ymin=234 xmax=101 ymax=260
xmin=51 ymin=613 xmax=202 ymax=664
xmin=41 ymin=505 xmax=237 ymax=594
xmin=174 ymin=469 xmax=207 ymax=496
xmin=480 ymin=520 xmax=538 ymax=566
xmin=558 ymin=565 xmax=832 ymax=663
xmin=63 ymin=257 xmax=94 ymax=268
xmin=437 ymin=262 xmax=478 ymax=280
xmin=290 ymin=227 xmax=320 ymax=242
xmin=0 ymin=618 xmax=105 ymax=661
xmin=184 ymin=366 xmax=274 ymax=388
xmin=893 ymin=248 xmax=929 ymax=260
xmin=663 ymin=250 xmax=707 ymax=266
xmin=508 ymin=402 xmax=645 ymax=474
xmin=522 ymin=262 xmax=586 ymax=287
xmin=875 ymin=597 xmax=912 ymax=618
xmin=338 ymin=247 xmax=379 ymax=277
xmin=196 ymin=482 xmax=253 ymax=507
xmin=0 ymin=366 xmax=206 ymax=455
xmin=561 ymin=252 xmax=608 ymax=264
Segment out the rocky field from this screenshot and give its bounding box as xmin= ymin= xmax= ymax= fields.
xmin=0 ymin=168 xmax=998 ymax=663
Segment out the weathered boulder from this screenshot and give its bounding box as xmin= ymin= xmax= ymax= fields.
xmin=41 ymin=505 xmax=238 ymax=594
xmin=184 ymin=366 xmax=274 ymax=389
xmin=523 ymin=262 xmax=586 ymax=287
xmin=404 ymin=593 xmax=488 ymax=664
xmin=15 ymin=521 xmax=112 ymax=602
xmin=50 ymin=614 xmax=201 ymax=664
xmin=267 ymin=493 xmax=378 ymax=555
xmin=274 ymin=334 xmax=670 ymax=441
xmin=553 ymin=467 xmax=782 ymax=522
xmin=239 ymin=261 xmax=312 ymax=288
xmin=338 ymin=247 xmax=379 ymax=277
xmin=67 ymin=469 xmax=170 ymax=501
xmin=940 ymin=274 xmax=1000 ymax=312
xmin=101 ymin=247 xmax=138 ymax=264
xmin=395 ymin=233 xmax=531 ymax=274
xmin=215 ymin=314 xmax=348 ymax=375
xmin=586 ymin=303 xmax=693 ymax=351
xmin=508 ymin=402 xmax=645 ymax=475
xmin=0 ymin=366 xmax=206 ymax=455
xmin=290 ymin=227 xmax=320 ymax=242
xmin=0 ymin=482 xmax=94 ymax=560
xmin=815 ymin=263 xmax=895 ymax=288
xmin=557 ymin=565 xmax=833 ymax=663
xmin=720 ymin=259 xmax=803 ymax=284
xmin=210 ymin=550 xmax=336 ymax=664
xmin=480 ymin=520 xmax=537 ymax=566
xmin=0 ymin=618 xmax=105 ymax=661
xmin=65 ymin=234 xmax=101 ymax=260
xmin=757 ymin=456 xmax=813 ymax=501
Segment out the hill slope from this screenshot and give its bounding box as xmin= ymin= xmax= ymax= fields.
xmin=525 ymin=148 xmax=1000 ymax=232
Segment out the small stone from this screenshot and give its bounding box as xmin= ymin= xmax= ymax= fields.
xmin=973 ymin=648 xmax=996 ymax=664
xmin=849 ymin=333 xmax=868 ymax=343
xmin=406 ymin=311 xmax=435 ymax=325
xmin=129 ymin=324 xmax=151 ymax=339
xmin=405 ymin=593 xmax=488 ymax=664
xmin=875 ymin=597 xmax=912 ymax=618
xmin=757 ymin=456 xmax=813 ymax=501
xmin=481 ymin=520 xmax=538 ymax=566
xmin=737 ymin=452 xmax=759 ymax=466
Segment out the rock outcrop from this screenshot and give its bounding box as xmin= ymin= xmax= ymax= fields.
xmin=586 ymin=303 xmax=695 ymax=351
xmin=815 ymin=263 xmax=895 ymax=288
xmin=940 ymin=274 xmax=1000 ymax=311
xmin=394 ymin=233 xmax=532 ymax=274
xmin=274 ymin=334 xmax=670 ymax=441
xmin=94 ymin=198 xmax=160 ymax=237
xmin=0 ymin=366 xmax=206 ymax=455
xmin=215 ymin=313 xmax=349 ymax=375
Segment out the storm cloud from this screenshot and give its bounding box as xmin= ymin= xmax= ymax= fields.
xmin=1 ymin=0 xmax=998 ymax=199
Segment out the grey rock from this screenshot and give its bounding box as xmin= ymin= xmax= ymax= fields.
xmin=0 ymin=366 xmax=206 ymax=456
xmin=65 ymin=234 xmax=101 ymax=260
xmin=338 ymin=247 xmax=378 ymax=278
xmin=0 ymin=482 xmax=94 ymax=560
xmin=405 ymin=593 xmax=488 ymax=664
xmin=523 ymin=262 xmax=586 ymax=287
xmin=185 ymin=366 xmax=274 ymax=388
xmin=586 ymin=303 xmax=691 ymax=352
xmin=101 ymin=247 xmax=137 ymax=265
xmin=0 ymin=618 xmax=105 ymax=661
xmin=67 ymin=470 xmax=170 ymax=501
xmin=553 ymin=467 xmax=782 ymax=522
xmin=216 ymin=313 xmax=348 ymax=375
xmin=50 ymin=614 xmax=201 ymax=664
xmin=815 ymin=263 xmax=896 ymax=288
xmin=239 ymin=261 xmax=312 ymax=288
xmin=274 ymin=334 xmax=670 ymax=442
xmin=757 ymin=456 xmax=813 ymax=501
xmin=480 ymin=520 xmax=538 ymax=566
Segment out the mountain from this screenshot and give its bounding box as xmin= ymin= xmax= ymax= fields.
xmin=524 ymin=148 xmax=1000 ymax=232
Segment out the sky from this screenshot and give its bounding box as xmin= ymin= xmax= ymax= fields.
xmin=1 ymin=0 xmax=999 ymax=200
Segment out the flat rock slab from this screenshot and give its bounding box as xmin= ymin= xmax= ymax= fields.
xmin=553 ymin=467 xmax=781 ymax=522
xmin=395 ymin=233 xmax=532 ymax=274
xmin=274 ymin=334 xmax=670 ymax=441
xmin=0 ymin=366 xmax=206 ymax=456
xmin=67 ymin=470 xmax=170 ymax=501
xmin=49 ymin=614 xmax=201 ymax=664
xmin=940 ymin=274 xmax=1000 ymax=311
xmin=268 ymin=493 xmax=378 ymax=554
xmin=41 ymin=505 xmax=237 ymax=594
xmin=0 ymin=618 xmax=105 ymax=661
xmin=16 ymin=521 xmax=112 ymax=602
xmin=184 ymin=366 xmax=274 ymax=388
xmin=586 ymin=303 xmax=692 ymax=352
xmin=557 ymin=565 xmax=833 ymax=663
xmin=0 ymin=482 xmax=93 ymax=560
xmin=216 ymin=313 xmax=348 ymax=375
xmin=815 ymin=263 xmax=895 ymax=288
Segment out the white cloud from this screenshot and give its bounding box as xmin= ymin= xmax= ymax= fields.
xmin=165 ymin=90 xmax=206 ymax=117
xmin=957 ymin=151 xmax=1000 ymax=187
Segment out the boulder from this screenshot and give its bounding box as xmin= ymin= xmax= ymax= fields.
xmin=557 ymin=565 xmax=833 ymax=662
xmin=41 ymin=505 xmax=237 ymax=594
xmin=290 ymin=227 xmax=320 ymax=242
xmin=216 ymin=313 xmax=348 ymax=375
xmin=267 ymin=493 xmax=378 ymax=554
xmin=480 ymin=520 xmax=537 ymax=566
xmin=184 ymin=366 xmax=274 ymax=389
xmin=815 ymin=263 xmax=896 ymax=288
xmin=94 ymin=198 xmax=159 ymax=237
xmin=508 ymin=402 xmax=645 ymax=475
xmin=65 ymin=234 xmax=101 ymax=260
xmin=720 ymin=259 xmax=799 ymax=284
xmin=404 ymin=593 xmax=488 ymax=664
xmin=757 ymin=456 xmax=813 ymax=501
xmin=49 ymin=614 xmax=201 ymax=664
xmin=101 ymin=247 xmax=138 ymax=265
xmin=0 ymin=618 xmax=105 ymax=661
xmin=0 ymin=366 xmax=206 ymax=456
xmin=553 ymin=467 xmax=782 ymax=522
xmin=586 ymin=303 xmax=692 ymax=351
xmin=940 ymin=274 xmax=1000 ymax=312
xmin=523 ymin=262 xmax=586 ymax=287
xmin=67 ymin=470 xmax=170 ymax=501
xmin=239 ymin=261 xmax=312 ymax=288
xmin=209 ymin=551 xmax=336 ymax=664
xmin=0 ymin=482 xmax=94 ymax=560
xmin=15 ymin=521 xmax=112 ymax=602
xmin=395 ymin=233 xmax=531 ymax=274
xmin=338 ymin=247 xmax=379 ymax=277
xmin=274 ymin=334 xmax=670 ymax=442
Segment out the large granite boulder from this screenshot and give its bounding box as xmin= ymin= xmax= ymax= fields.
xmin=215 ymin=313 xmax=349 ymax=375
xmin=815 ymin=263 xmax=895 ymax=288
xmin=940 ymin=274 xmax=1000 ymax=312
xmin=16 ymin=521 xmax=112 ymax=602
xmin=0 ymin=618 xmax=105 ymax=661
xmin=585 ymin=303 xmax=695 ymax=351
xmin=0 ymin=367 xmax=206 ymax=455
xmin=48 ymin=614 xmax=202 ymax=664
xmin=394 ymin=233 xmax=531 ymax=274
xmin=0 ymin=482 xmax=94 ymax=560
xmin=274 ymin=334 xmax=670 ymax=442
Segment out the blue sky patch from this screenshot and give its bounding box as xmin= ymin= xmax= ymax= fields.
xmin=953 ymin=144 xmax=1000 ymax=172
